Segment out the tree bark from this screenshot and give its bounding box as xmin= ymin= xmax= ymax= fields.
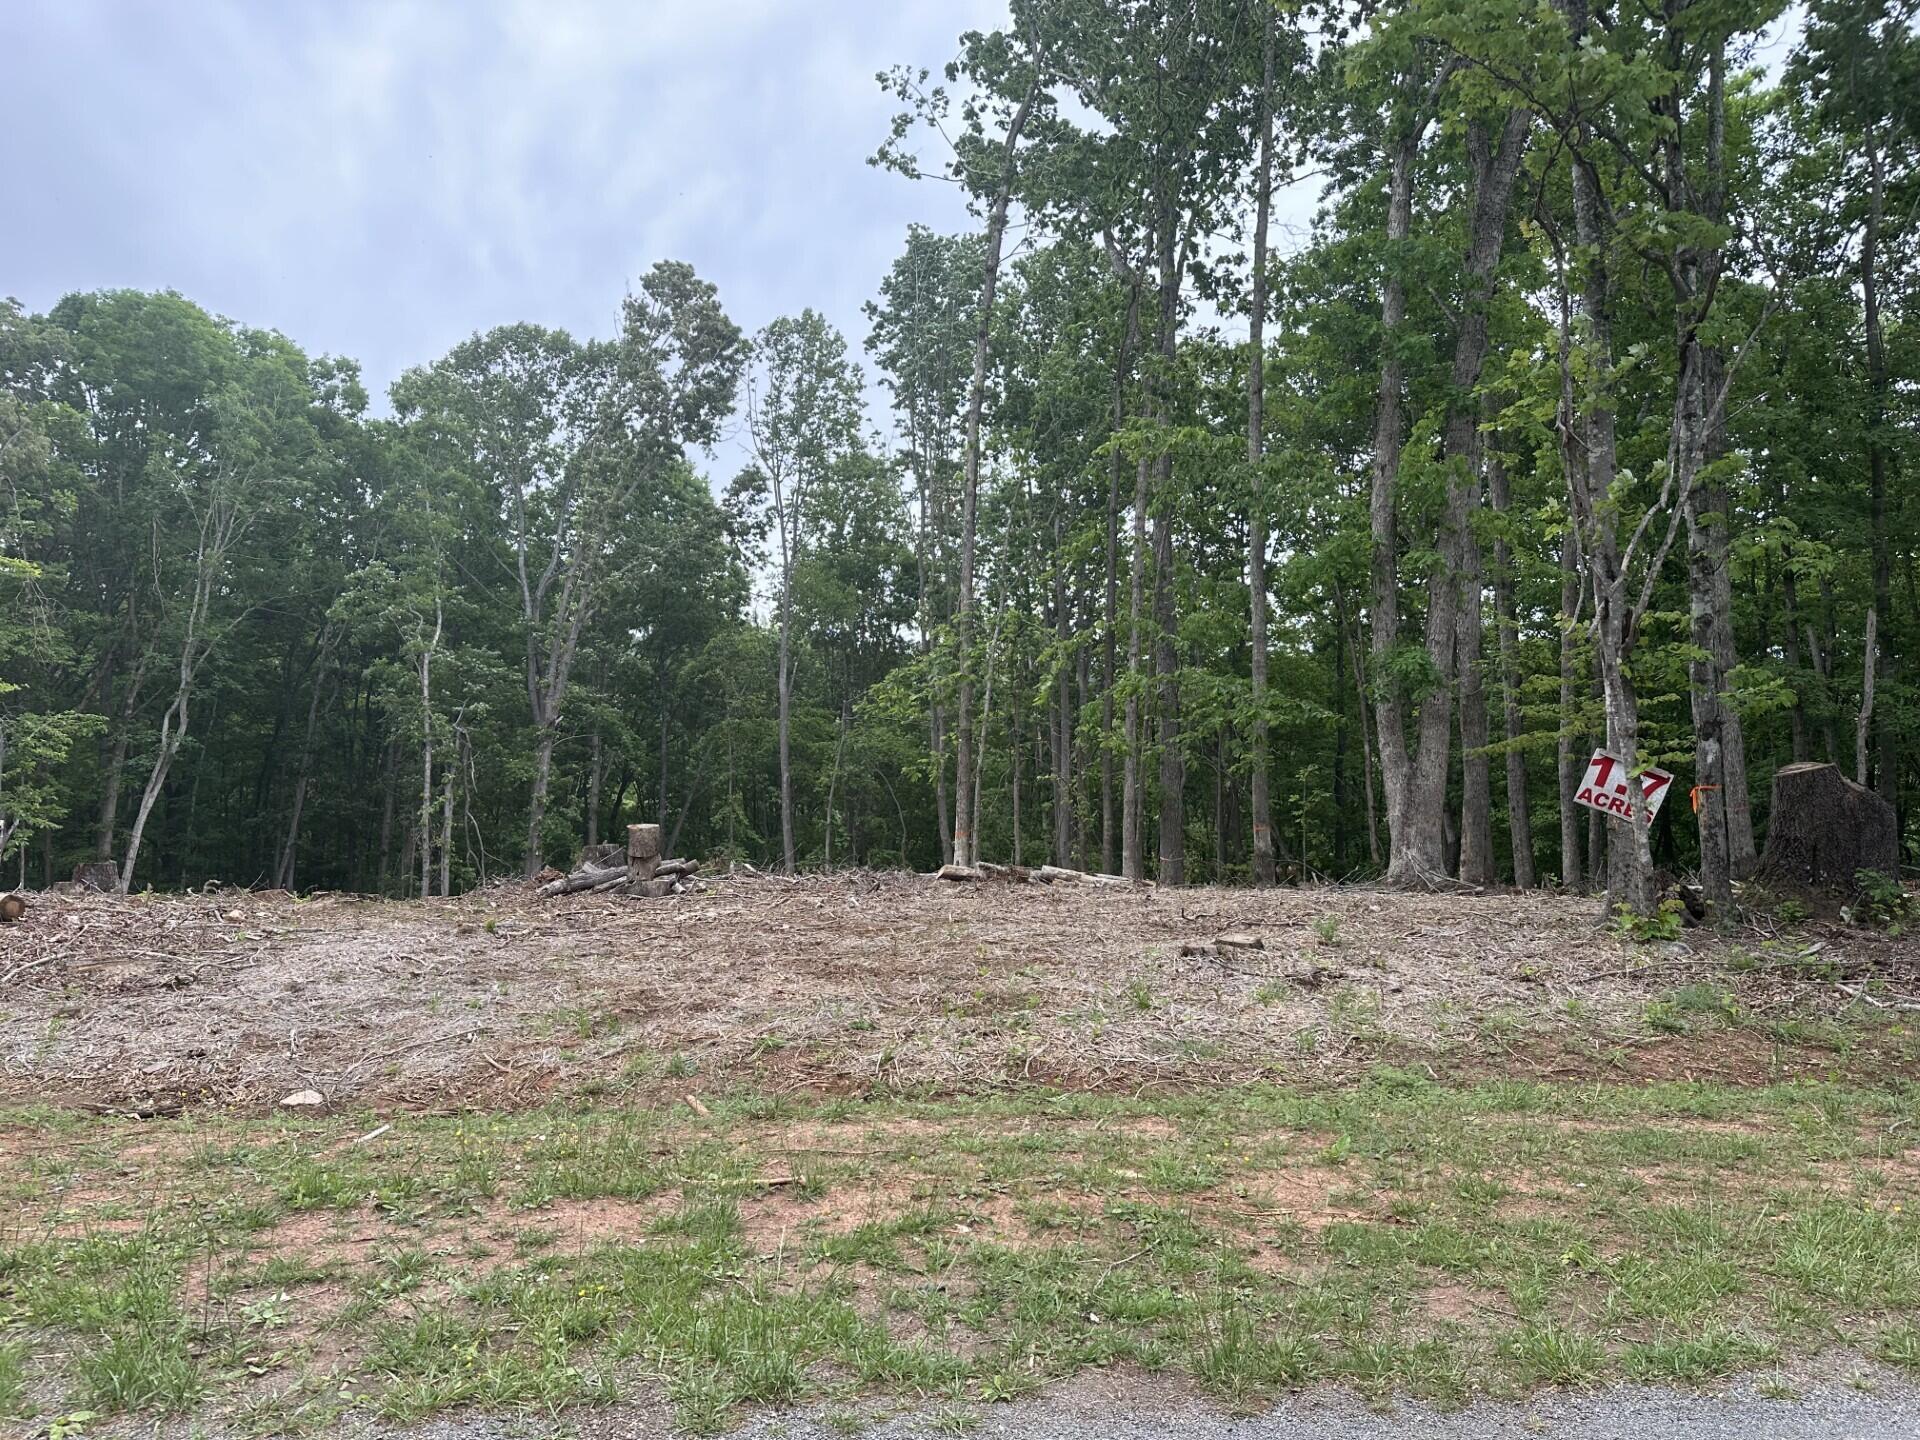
xmin=1488 ymin=455 xmax=1535 ymax=887
xmin=1369 ymin=109 xmax=1430 ymax=883
xmin=1052 ymin=509 xmax=1073 ymax=867
xmin=1862 ymin=125 xmax=1898 ymax=806
xmin=1123 ymin=451 xmax=1150 ymax=882
xmin=1151 ymin=193 xmax=1185 ymax=887
xmin=1456 ymin=462 xmax=1494 ymax=886
xmin=1247 ymin=8 xmax=1278 ymax=887
xmin=952 ymin=70 xmax=1039 ymax=870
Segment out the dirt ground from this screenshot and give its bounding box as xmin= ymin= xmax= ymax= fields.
xmin=1 ymin=872 xmax=1913 ymax=1114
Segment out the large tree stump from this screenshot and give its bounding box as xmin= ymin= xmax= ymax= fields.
xmin=628 ymin=824 xmax=661 ymax=883
xmin=1756 ymin=762 xmax=1899 ymax=893
xmin=71 ymin=861 xmax=117 ymax=893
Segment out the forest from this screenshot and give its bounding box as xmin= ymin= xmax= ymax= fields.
xmin=0 ymin=0 xmax=1914 ymax=915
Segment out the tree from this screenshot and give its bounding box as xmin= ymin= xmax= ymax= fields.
xmin=398 ymin=264 xmax=743 ymax=877
xmin=737 ymin=310 xmax=865 ymax=873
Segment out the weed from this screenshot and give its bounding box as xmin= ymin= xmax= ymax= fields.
xmin=1845 ymin=871 xmax=1913 ymax=931
xmin=1612 ymin=899 xmax=1687 ymax=944
xmin=1502 ymin=1322 xmax=1603 ymax=1385
xmin=72 ymin=1327 xmax=202 ymax=1414
xmin=0 ymin=1340 xmax=24 ymax=1419
xmin=1312 ymin=914 xmax=1344 ymax=947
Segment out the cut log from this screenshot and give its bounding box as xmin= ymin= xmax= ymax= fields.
xmin=937 ymin=864 xmax=980 ymax=882
xmin=1033 ymin=864 xmax=1151 ymax=888
xmin=1756 ymin=762 xmax=1899 ymax=894
xmin=588 ymin=873 xmax=630 ymax=894
xmin=655 ymin=858 xmax=699 ymax=879
xmin=0 ymin=894 xmax=25 ymax=923
xmin=576 ymin=842 xmax=624 ymax=871
xmin=975 ymin=861 xmax=1033 ymax=883
xmin=626 ymin=878 xmax=676 ymax=898
xmin=538 ymin=863 xmax=627 ymax=898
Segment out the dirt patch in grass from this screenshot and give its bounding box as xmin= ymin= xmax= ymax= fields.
xmin=2 ymin=875 xmax=1915 ymax=1117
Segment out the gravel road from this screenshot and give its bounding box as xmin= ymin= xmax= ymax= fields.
xmin=362 ymin=1365 xmax=1920 ymax=1440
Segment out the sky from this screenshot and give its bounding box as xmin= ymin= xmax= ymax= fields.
xmin=0 ymin=0 xmax=1010 ymax=462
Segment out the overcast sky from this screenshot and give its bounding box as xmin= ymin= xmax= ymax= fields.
xmin=1 ymin=0 xmax=1012 ymax=458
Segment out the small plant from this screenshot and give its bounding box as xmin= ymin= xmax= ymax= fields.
xmin=1126 ymin=980 xmax=1154 ymax=1012
xmin=1844 ymin=871 xmax=1913 ymax=932
xmin=1611 ymin=898 xmax=1686 ymax=944
xmin=1775 ymin=898 xmax=1809 ymax=923
xmin=1643 ymin=997 xmax=1688 ymax=1035
xmin=1312 ymin=914 xmax=1344 ymax=946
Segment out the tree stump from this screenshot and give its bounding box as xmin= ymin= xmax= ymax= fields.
xmin=628 ymin=824 xmax=661 ymax=883
xmin=575 ymin=842 xmax=624 ymax=871
xmin=71 ymin=861 xmax=117 ymax=893
xmin=1756 ymin=762 xmax=1899 ymax=893
xmin=0 ymin=894 xmax=25 ymax=923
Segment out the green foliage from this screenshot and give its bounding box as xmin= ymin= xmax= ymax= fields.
xmin=0 ymin=0 xmax=1913 ymax=896
xmin=1613 ymin=900 xmax=1688 ymax=945
xmin=1844 ymin=871 xmax=1913 ymax=931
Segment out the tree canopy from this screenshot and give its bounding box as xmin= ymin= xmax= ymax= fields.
xmin=3 ymin=0 xmax=1916 ymax=911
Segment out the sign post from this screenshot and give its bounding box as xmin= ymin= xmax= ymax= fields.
xmin=1572 ymin=749 xmax=1674 ymax=825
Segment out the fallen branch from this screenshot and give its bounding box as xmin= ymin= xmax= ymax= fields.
xmin=1837 ymin=981 xmax=1920 ymax=1014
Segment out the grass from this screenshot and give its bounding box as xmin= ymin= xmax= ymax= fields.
xmin=0 ymin=1077 xmax=1916 ymax=1431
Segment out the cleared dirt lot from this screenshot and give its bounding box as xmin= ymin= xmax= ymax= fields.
xmin=2 ymin=873 xmax=1912 ymax=1113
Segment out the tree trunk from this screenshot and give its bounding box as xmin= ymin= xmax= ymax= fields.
xmin=119 ymin=689 xmax=189 ymax=894
xmin=1681 ymin=340 xmax=1734 ymax=909
xmin=525 ymin=721 xmax=556 ymax=879
xmin=1455 ymin=464 xmax=1494 ymax=886
xmin=1370 ymin=94 xmax=1446 ymax=886
xmin=933 ymin=705 xmax=952 ymax=867
xmin=952 ymin=71 xmax=1039 ymax=870
xmin=1858 ymin=607 xmax=1879 ymax=787
xmin=586 ymin=722 xmax=603 ymax=849
xmin=1489 ymin=455 xmax=1535 ymax=887
xmin=1247 ymin=9 xmax=1277 ymax=887
xmin=777 ymin=604 xmax=796 ymax=872
xmin=1123 ymin=451 xmax=1150 ymax=882
xmin=1102 ymin=282 xmax=1140 ymax=877
xmin=1151 ymin=195 xmax=1185 ymax=887
xmin=1862 ymin=125 xmax=1898 ymax=807
xmin=1336 ymin=578 xmax=1382 ymax=869
xmin=1053 ymin=509 xmax=1074 ymax=866
xmin=439 ymin=736 xmax=455 ymax=897
xmin=276 ymin=639 xmax=333 ymax=892
xmin=1560 ymin=61 xmax=1656 ymax=914
xmin=94 ymin=655 xmax=146 ymax=863
xmin=1779 ymin=529 xmax=1811 ymax=762
xmin=377 ymin=731 xmax=398 ymax=895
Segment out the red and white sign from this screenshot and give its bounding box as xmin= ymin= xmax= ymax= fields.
xmin=1573 ymin=749 xmax=1674 ymax=824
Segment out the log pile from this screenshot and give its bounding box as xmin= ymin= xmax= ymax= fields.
xmin=534 ymin=823 xmax=702 ymax=899
xmin=937 ymin=862 xmax=1151 ymax=889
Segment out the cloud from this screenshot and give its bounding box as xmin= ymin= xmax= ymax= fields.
xmin=1 ymin=0 xmax=1002 ymax=430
